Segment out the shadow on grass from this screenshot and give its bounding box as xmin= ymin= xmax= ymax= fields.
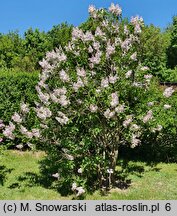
xmin=0 ymin=165 xmax=14 ymax=186
xmin=8 ymin=157 xmax=161 ymax=197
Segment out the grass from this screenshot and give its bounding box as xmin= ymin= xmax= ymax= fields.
xmin=0 ymin=150 xmax=177 ymax=200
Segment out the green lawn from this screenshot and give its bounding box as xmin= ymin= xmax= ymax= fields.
xmin=0 ymin=150 xmax=177 ymax=200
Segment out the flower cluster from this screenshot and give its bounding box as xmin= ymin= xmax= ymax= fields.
xmin=110 ymin=92 xmax=119 ymax=107
xmin=35 ymin=106 xmax=52 ymax=120
xmin=143 ymin=110 xmax=153 ymax=123
xmin=89 ymin=104 xmax=98 ymax=113
xmin=3 ymin=122 xmax=15 ymax=140
xmin=71 ymin=183 xmax=85 ymax=197
xmin=123 ymin=115 xmax=133 ymax=127
xmin=55 ymin=111 xmax=69 ymax=125
xmin=109 ymin=3 xmax=122 ymax=16
xmin=163 ymin=87 xmax=175 ymax=98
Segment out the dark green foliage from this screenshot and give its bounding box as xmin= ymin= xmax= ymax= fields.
xmin=167 ymin=16 xmax=177 ymax=69
xmin=0 ymin=31 xmax=24 ymax=68
xmin=0 ymin=23 xmax=72 ymax=72
xmin=47 ymin=22 xmax=73 ymax=49
xmin=139 ymin=24 xmax=170 ymax=74
xmin=0 ymin=70 xmax=38 ymax=124
xmin=23 ymin=28 xmax=50 ymax=70
xmin=159 ymin=68 xmax=177 ymax=82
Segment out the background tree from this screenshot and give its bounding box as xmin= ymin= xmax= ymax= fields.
xmin=139 ymin=24 xmax=170 ymax=76
xmin=167 ymin=16 xmax=177 ymax=69
xmin=23 ymin=28 xmax=50 ymax=71
xmin=0 ymin=31 xmax=23 ymax=68
xmin=47 ymin=22 xmax=73 ymax=50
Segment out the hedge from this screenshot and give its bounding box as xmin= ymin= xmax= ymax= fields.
xmin=0 ymin=69 xmax=39 ymax=124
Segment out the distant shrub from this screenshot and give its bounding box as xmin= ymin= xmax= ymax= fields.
xmin=0 ymin=69 xmax=38 ymax=123
xmin=159 ymin=68 xmax=177 ymax=82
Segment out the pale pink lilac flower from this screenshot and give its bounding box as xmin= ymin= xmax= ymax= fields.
xmin=76 ymin=67 xmax=86 ymax=77
xmin=93 ymin=42 xmax=100 ymax=50
xmin=152 ymin=125 xmax=163 ymax=133
xmin=0 ymin=138 xmax=3 ymax=143
xmin=95 ymin=27 xmax=105 ymax=37
xmin=76 ymin=99 xmax=83 ymax=105
xmin=78 ymin=168 xmax=83 ymax=174
xmin=101 ymin=20 xmax=109 ymax=28
xmin=144 ymin=74 xmax=153 ymax=80
xmin=35 ymin=107 xmax=52 ymax=120
xmin=12 ymin=112 xmax=22 ymax=124
xmin=131 ymin=16 xmax=144 ymax=25
xmin=59 ymin=69 xmax=70 ymax=82
xmin=53 ymin=87 xmax=67 ymax=96
xmin=156 ymin=125 xmax=163 ymax=131
xmin=123 ymin=115 xmax=133 ymax=127
xmin=72 ymin=27 xmax=84 ymax=40
xmin=163 ymin=87 xmax=175 ymax=98
xmin=90 ymin=70 xmax=96 ymax=76
xmin=108 ymin=3 xmax=122 ymax=16
xmin=20 ymin=125 xmax=33 ymax=138
xmin=46 ymin=49 xmax=67 ymax=63
xmin=110 ymin=92 xmax=119 ymax=107
xmin=125 ymin=70 xmax=132 ymax=78
xmin=147 ymin=102 xmax=154 ymax=107
xmin=131 ymin=124 xmax=140 ymax=131
xmin=31 ymin=128 xmax=41 ymax=138
xmin=131 ymin=134 xmax=141 ymax=148
xmin=39 ymin=59 xmax=53 ymax=71
xmin=123 ymin=25 xmax=128 ymax=36
xmin=40 ymin=123 xmax=48 ymax=129
xmin=143 ymin=110 xmax=153 ymax=123
xmin=133 ymin=82 xmax=143 ymax=87
xmin=83 ymin=31 xmax=94 ymax=41
xmin=52 ymin=173 xmax=60 ymax=179
xmin=109 ymin=74 xmax=118 ymax=84
xmin=101 ymin=77 xmax=109 ymax=88
xmin=95 ymin=89 xmax=101 ymax=94
xmin=3 ymin=122 xmax=15 ymax=140
xmin=20 ymin=103 xmax=29 ymax=114
xmin=88 ymin=5 xmax=96 ymax=16
xmin=104 ymin=109 xmax=115 ymax=119
xmin=38 ymin=91 xmax=50 ymax=105
xmin=16 ymin=144 xmax=23 ymax=150
xmin=89 ymin=52 xmax=102 ymax=64
xmin=141 ymin=66 xmax=149 ymax=71
xmin=72 ymin=183 xmax=77 ymax=191
xmin=19 ymin=125 xmax=28 ymax=135
xmin=58 ymin=95 xmax=70 ymax=107
xmin=27 ymin=142 xmax=34 ymax=149
xmin=76 ymin=187 xmax=85 ymax=197
xmin=115 ymin=37 xmax=121 ymax=45
xmin=134 ymin=24 xmax=141 ymax=34
xmin=88 ymin=46 xmax=93 ymax=53
xmin=130 ymin=52 xmax=137 ymax=61
xmin=50 ymin=93 xmax=59 ymax=103
xmin=121 ymin=38 xmax=132 ymax=52
xmin=106 ymin=42 xmax=115 ymax=58
xmin=64 ymin=154 xmax=74 ymax=161
xmin=26 ymin=131 xmax=33 ymax=139
xmin=115 ymin=105 xmax=125 ymax=113
xmin=73 ymin=78 xmax=85 ymax=92
xmin=89 ymin=104 xmax=98 ymax=113
xmin=55 ymin=111 xmax=69 ymax=125
xmin=164 ymin=104 xmax=171 ymax=109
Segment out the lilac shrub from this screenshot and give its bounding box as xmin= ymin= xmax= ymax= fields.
xmin=1 ymin=3 xmax=176 ymax=194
